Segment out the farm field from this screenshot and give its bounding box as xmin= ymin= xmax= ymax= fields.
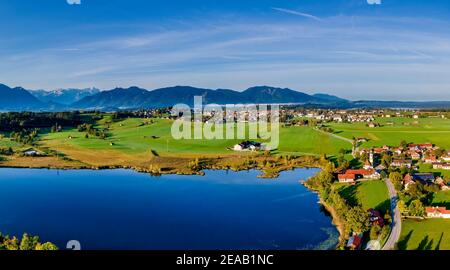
xmin=39 ymin=118 xmax=351 ymax=161
xmin=336 ymin=180 xmax=390 ymax=213
xmin=398 ymin=219 xmax=450 ymax=250
xmin=328 ymin=117 xmax=450 ymax=149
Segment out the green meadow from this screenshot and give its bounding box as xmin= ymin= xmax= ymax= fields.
xmin=41 ymin=118 xmax=351 ymax=157
xmin=336 ymin=180 xmax=390 ymax=213
xmin=9 ymin=115 xmax=450 ymax=160
xmin=398 ymin=219 xmax=450 ymax=250
xmin=398 ymin=189 xmax=450 ymax=250
xmin=328 ymin=117 xmax=450 ymax=149
xmin=0 ymin=135 xmax=23 ymax=151
xmin=432 ymin=191 xmax=450 ymax=208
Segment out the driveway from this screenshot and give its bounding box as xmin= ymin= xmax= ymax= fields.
xmin=382 ymin=178 xmax=402 ymax=250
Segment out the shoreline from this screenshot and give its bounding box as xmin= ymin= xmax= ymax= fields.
xmin=303 ymin=182 xmax=346 ymax=249
xmin=0 ymin=154 xmax=324 ymax=178
xmin=319 ymin=198 xmax=346 ymax=247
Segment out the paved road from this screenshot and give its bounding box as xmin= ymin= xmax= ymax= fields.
xmin=382 ymin=178 xmax=402 ymax=250
xmin=314 ymin=128 xmax=353 ymax=144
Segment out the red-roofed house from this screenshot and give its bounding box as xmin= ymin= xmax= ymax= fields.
xmin=426 ymin=207 xmax=450 ymax=219
xmin=338 ymin=174 xmax=356 ymax=183
xmin=424 ymin=155 xmax=438 ymax=164
xmin=433 ymin=163 xmax=450 ymax=170
xmin=391 ymin=159 xmax=412 ymax=168
xmin=346 ymin=169 xmax=381 ymax=180
xmin=373 ymin=148 xmax=387 ymax=154
xmin=403 ymin=174 xmax=415 ymax=190
xmin=409 ymin=151 xmax=421 ymax=160
xmin=347 ymin=234 xmax=363 ymax=250
xmin=409 ymin=143 xmax=434 ymax=151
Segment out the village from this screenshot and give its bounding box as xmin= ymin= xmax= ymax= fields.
xmin=336 ymin=142 xmax=450 ymax=249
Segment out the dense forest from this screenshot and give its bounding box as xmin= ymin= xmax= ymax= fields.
xmin=0 ymin=112 xmax=85 ymax=132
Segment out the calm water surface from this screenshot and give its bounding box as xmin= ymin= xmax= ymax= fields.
xmin=0 ymin=168 xmax=338 ymax=250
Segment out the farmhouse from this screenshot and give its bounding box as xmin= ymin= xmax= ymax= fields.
xmin=233 ymin=141 xmax=262 ymax=151
xmin=423 ymin=155 xmax=438 ymax=164
xmin=391 ymin=159 xmax=412 ymax=168
xmin=345 ymin=169 xmax=380 ymax=180
xmin=426 ymin=207 xmax=450 ymax=219
xmin=338 ymin=174 xmax=356 ymax=183
xmin=22 ymin=149 xmax=42 ymax=157
xmin=409 ymin=143 xmax=434 ymax=151
xmin=433 ymin=163 xmax=450 ymax=170
xmin=409 ymin=151 xmax=421 ymax=160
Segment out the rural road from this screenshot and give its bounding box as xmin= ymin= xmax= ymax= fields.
xmin=314 ymin=128 xmax=353 ymax=144
xmin=382 ymin=178 xmax=402 ymax=250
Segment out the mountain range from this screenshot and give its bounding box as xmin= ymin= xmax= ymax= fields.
xmin=70 ymin=85 xmax=346 ymax=109
xmin=1 ymin=83 xmax=450 ymax=111
xmin=31 ymin=88 xmax=100 ymax=105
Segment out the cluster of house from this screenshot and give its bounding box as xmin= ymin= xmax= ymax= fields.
xmin=360 ymin=143 xmax=450 ymax=171
xmin=403 ymin=173 xmax=449 ymax=191
xmin=296 ymin=109 xmax=378 ymax=123
xmin=403 ymin=173 xmax=450 ymax=191
xmin=290 ymin=109 xmax=448 ymax=124
xmin=341 ymin=143 xmax=450 ymax=191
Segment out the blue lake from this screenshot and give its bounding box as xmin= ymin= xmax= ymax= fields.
xmin=0 ymin=168 xmax=338 ymax=250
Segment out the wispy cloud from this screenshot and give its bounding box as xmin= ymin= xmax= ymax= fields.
xmin=272 ymin=7 xmax=322 ymax=22
xmin=2 ymin=15 xmax=450 ymax=100
xmin=67 ymin=0 xmax=81 ymax=5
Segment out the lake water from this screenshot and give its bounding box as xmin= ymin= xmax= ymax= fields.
xmin=0 ymin=168 xmax=338 ymax=250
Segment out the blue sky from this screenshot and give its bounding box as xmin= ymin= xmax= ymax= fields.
xmin=1 ymin=0 xmax=450 ymax=100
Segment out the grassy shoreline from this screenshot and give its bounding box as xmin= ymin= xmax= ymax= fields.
xmin=319 ymin=197 xmax=346 ymax=247
xmin=0 ymin=152 xmax=324 ymax=177
xmin=303 ymin=182 xmax=345 ymax=249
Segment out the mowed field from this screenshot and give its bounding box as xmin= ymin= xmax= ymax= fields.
xmin=336 ymin=180 xmax=390 ymax=213
xmin=398 ymin=219 xmax=450 ymax=250
xmin=40 ymin=118 xmax=351 ymax=160
xmin=432 ymin=191 xmax=450 ymax=208
xmin=328 ymin=117 xmax=450 ymax=149
xmin=398 ymin=189 xmax=450 ymax=250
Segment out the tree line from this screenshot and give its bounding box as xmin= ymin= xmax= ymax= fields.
xmin=0 ymin=232 xmax=58 ymax=250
